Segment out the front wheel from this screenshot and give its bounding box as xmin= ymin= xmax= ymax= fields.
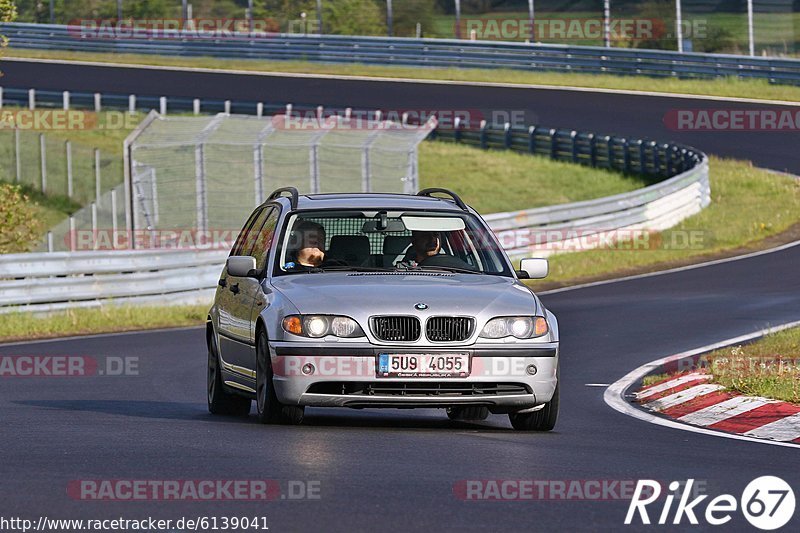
xmin=208 ymin=333 xmax=251 ymax=416
xmin=508 ymin=381 xmax=559 ymax=431
xmin=256 ymin=329 xmax=304 ymax=425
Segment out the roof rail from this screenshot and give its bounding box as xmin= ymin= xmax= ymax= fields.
xmin=416 ymin=188 xmax=468 ymax=211
xmin=267 ymin=187 xmax=299 ymax=210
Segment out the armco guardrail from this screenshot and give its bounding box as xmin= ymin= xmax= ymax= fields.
xmin=0 ymin=249 xmax=229 ymax=314
xmin=2 ymin=22 xmax=800 ymax=85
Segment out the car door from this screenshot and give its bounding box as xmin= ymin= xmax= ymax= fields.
xmin=217 ymin=206 xmax=270 ymax=374
xmin=221 ymin=206 xmax=279 ymax=374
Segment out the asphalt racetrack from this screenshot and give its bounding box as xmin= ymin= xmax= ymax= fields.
xmin=1 ymin=58 xmax=799 ymax=531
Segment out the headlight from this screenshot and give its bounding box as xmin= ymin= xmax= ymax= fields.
xmin=480 ymin=317 xmax=548 ymax=339
xmin=282 ymin=315 xmax=365 ymax=338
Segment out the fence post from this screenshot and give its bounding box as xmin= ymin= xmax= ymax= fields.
xmin=588 ymin=133 xmax=596 ymax=166
xmin=286 ymin=104 xmax=293 ymax=116
xmin=47 ymin=231 xmax=53 ymax=253
xmin=111 ymin=189 xmax=119 ymax=237
xmin=193 ymin=99 xmax=201 ymax=115
xmin=62 ymin=91 xmax=70 ymax=110
xmin=159 ymin=97 xmax=167 ymax=115
xmin=504 ymin=122 xmax=513 ymax=149
xmin=94 ymin=93 xmax=101 ymax=112
xmin=66 ymin=141 xmax=73 ymax=198
xmin=0 ymin=86 xmax=3 ymax=109
xmin=256 ymin=102 xmax=263 ymax=118
xmin=454 ymin=117 xmax=462 ymax=143
xmin=68 ymin=216 xmax=76 ymax=252
xmin=91 ymin=202 xmax=98 ymax=250
xmin=39 ymin=134 xmax=47 ymax=193
xmin=14 ymin=129 xmax=21 ymax=183
xmin=95 ymin=149 xmax=102 ymax=206
xmin=129 ymin=94 xmax=136 ymax=114
xmin=479 ymin=120 xmax=488 ymax=149
xmin=195 ymin=144 xmax=208 ymax=233
xmin=28 ymin=89 xmax=35 ymax=110
xmin=224 ymin=100 xmax=231 ymax=115
xmin=549 ymin=128 xmax=558 ymax=159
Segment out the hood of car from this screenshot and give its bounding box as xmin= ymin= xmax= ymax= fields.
xmin=270 ymin=272 xmax=539 ymax=317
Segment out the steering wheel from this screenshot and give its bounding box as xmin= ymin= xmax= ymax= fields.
xmin=418 ymin=254 xmax=476 ymax=271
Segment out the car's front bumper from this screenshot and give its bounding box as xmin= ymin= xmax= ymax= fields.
xmin=268 ymin=342 xmax=558 ymax=411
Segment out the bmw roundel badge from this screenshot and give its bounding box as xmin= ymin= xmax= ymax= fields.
xmin=414 ymin=303 xmax=428 ymax=310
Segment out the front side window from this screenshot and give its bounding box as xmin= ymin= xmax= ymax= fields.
xmin=273 ymin=210 xmax=512 ymax=276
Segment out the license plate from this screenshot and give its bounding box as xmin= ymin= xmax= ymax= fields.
xmin=377 ymin=353 xmax=470 ymax=378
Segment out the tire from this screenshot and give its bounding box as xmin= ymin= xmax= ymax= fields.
xmin=208 ymin=332 xmax=251 ymax=417
xmin=446 ymin=406 xmax=490 ymax=421
xmin=508 ymin=381 xmax=559 ymax=431
xmin=255 ymin=329 xmax=304 ymax=425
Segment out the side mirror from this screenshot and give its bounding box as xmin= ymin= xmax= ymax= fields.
xmin=518 ymin=258 xmax=549 ymax=280
xmin=227 ymin=256 xmax=257 ymax=278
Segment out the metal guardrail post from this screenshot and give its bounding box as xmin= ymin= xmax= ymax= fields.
xmin=193 ymin=99 xmax=201 ymax=115
xmin=570 ymin=130 xmax=578 ymax=163
xmin=128 ymin=95 xmax=136 ymax=114
xmin=588 ymin=133 xmax=596 ymax=166
xmin=638 ymin=140 xmax=646 ymax=174
xmin=622 ymin=139 xmax=631 ymax=172
xmin=46 ymin=231 xmax=53 ymax=253
xmin=549 ymin=129 xmax=558 ymax=159
xmin=111 ymin=189 xmax=118 ymax=236
xmin=504 ymin=123 xmax=513 ymax=149
xmin=605 ymin=136 xmax=614 ymax=169
xmin=62 ymin=91 xmax=70 ymax=110
xmin=651 ymin=141 xmax=660 ymax=175
xmin=28 ymin=89 xmax=35 ymax=110
xmin=453 ymin=117 xmax=462 ymax=143
xmin=94 ymin=93 xmax=101 ymax=112
xmin=528 ymin=126 xmax=536 ymax=154
xmin=68 ymin=216 xmax=76 ymax=252
xmin=159 ymin=97 xmax=167 ymax=115
xmin=91 ymin=202 xmax=98 ymax=250
xmin=479 ymin=121 xmax=488 ymax=149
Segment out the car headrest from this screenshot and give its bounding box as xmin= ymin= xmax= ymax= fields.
xmin=382 ymin=235 xmax=412 ymax=256
xmin=328 ymin=235 xmax=371 ymax=265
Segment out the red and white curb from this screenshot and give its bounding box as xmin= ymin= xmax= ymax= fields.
xmin=634 ymin=372 xmax=800 ymax=444
xmin=604 ymin=319 xmax=800 ymax=449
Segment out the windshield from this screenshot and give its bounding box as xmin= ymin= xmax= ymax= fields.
xmin=273 ymin=210 xmax=512 ymax=276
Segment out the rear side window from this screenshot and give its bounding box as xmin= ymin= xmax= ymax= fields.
xmin=252 ymin=208 xmax=279 ymax=270
xmin=231 ymin=207 xmax=266 ymax=257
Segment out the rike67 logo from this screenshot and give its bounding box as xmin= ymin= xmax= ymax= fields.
xmin=626 ymin=477 xmax=795 ymax=530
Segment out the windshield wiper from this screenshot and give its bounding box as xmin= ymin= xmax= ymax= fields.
xmin=309 ymin=266 xmax=397 ymax=273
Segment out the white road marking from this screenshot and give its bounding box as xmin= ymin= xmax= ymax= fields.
xmin=541 ymin=239 xmax=800 ymax=295
xmin=604 ymin=319 xmax=800 ymax=449
xmin=642 ymin=384 xmax=725 ymax=411
xmin=6 ymin=56 xmax=800 ymax=107
xmin=636 ymin=373 xmax=710 ymax=400
xmin=745 ymin=413 xmax=800 ymax=442
xmin=678 ymin=396 xmax=777 ymax=427
xmin=584 ymin=383 xmax=611 ymax=387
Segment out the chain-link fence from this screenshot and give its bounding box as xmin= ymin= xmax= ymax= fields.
xmin=0 ymin=128 xmax=122 ymax=205
xmin=128 ymin=112 xmax=435 ymax=244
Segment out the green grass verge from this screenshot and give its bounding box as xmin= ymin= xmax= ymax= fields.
xmin=641 ymin=373 xmax=671 ymax=387
xmin=0 ymin=305 xmax=209 ymax=343
xmin=527 ymin=158 xmax=800 ymax=288
xmin=418 ymin=141 xmax=647 ymax=213
xmin=7 ymin=48 xmax=800 ymax=103
xmin=706 ymin=327 xmax=800 ymax=404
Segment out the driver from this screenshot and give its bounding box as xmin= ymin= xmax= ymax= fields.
xmin=408 ymin=231 xmax=441 ymax=265
xmin=286 ymin=220 xmax=327 ymax=269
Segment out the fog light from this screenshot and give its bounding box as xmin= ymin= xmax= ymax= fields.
xmin=301 ymin=363 xmax=315 ymax=376
xmin=526 ymin=364 xmax=538 ymax=376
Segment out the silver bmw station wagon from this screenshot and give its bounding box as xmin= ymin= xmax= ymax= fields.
xmin=207 ymin=187 xmax=560 ymax=431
